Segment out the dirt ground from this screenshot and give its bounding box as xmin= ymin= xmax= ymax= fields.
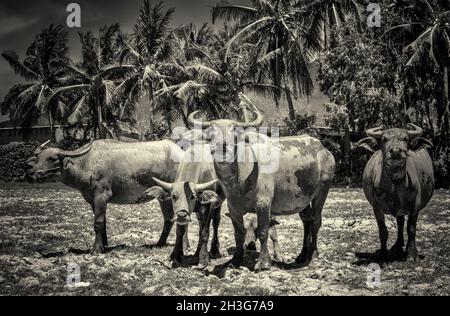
xmin=0 ymin=181 xmax=449 ymax=296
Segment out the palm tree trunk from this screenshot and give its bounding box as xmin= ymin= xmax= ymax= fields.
xmin=149 ymin=93 xmax=155 ymax=139
xmin=285 ymin=88 xmax=296 ymax=121
xmin=97 ymin=102 xmax=104 ymax=139
xmin=47 ymin=112 xmax=55 ymax=141
xmin=443 ymin=66 xmax=449 ymax=139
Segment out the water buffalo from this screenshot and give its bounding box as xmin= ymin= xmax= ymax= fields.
xmin=142 ymin=141 xmax=224 ymax=267
xmin=25 ymin=139 xmax=184 ymax=253
xmin=188 ymin=94 xmax=336 ymax=271
xmin=228 ymin=213 xmax=284 ymax=262
xmin=357 ymin=124 xmax=434 ymax=260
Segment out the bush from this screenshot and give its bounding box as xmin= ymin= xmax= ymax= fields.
xmin=0 ymin=142 xmax=40 ymax=182
xmin=277 ymin=113 xmax=365 ymax=187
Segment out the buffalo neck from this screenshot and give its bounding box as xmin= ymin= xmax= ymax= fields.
xmin=213 ymin=146 xmax=259 ymax=196
xmin=59 ymin=158 xmax=86 ymax=190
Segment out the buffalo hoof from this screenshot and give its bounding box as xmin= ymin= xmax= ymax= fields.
xmin=91 ymin=244 xmax=105 ymax=254
xmin=210 ymin=245 xmax=221 ymax=259
xmin=229 ymin=256 xmax=243 ymax=268
xmin=389 ymin=243 xmax=405 ymax=258
xmin=155 ymin=241 xmax=167 ymax=248
xmin=295 ymin=249 xmax=317 ymax=266
xmin=255 ymin=259 xmax=271 ymax=272
xmin=170 ymin=251 xmax=183 ymax=264
xmin=272 ymin=253 xmax=284 ymax=263
xmin=197 ymin=259 xmax=210 ymax=270
xmin=406 ymin=247 xmax=418 ymax=262
xmin=375 ymin=249 xmax=389 ymax=261
xmin=295 ymin=254 xmax=311 ymax=266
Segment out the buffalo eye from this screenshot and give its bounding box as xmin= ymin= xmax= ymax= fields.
xmin=190 ymin=193 xmax=197 ymax=200
xmin=49 ymin=155 xmax=59 ymax=162
xmin=171 ymin=193 xmax=178 ymax=200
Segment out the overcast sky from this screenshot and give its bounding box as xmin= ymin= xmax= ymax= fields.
xmin=0 ymin=0 xmax=249 ymax=120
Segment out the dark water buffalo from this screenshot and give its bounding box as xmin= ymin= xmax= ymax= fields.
xmin=25 ymin=139 xmax=184 ymax=253
xmin=357 ymin=124 xmax=435 ymax=260
xmin=188 ymin=94 xmax=336 ymax=271
xmin=142 ymin=141 xmax=224 ymax=267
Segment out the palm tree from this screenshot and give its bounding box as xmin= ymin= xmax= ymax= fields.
xmin=389 ymin=4 xmax=450 ymax=146
xmin=115 ymin=0 xmax=177 ymax=136
xmin=50 ymin=24 xmax=132 ymax=139
xmin=1 ymin=24 xmax=69 ymax=139
xmin=155 ymin=33 xmax=280 ymax=122
xmin=300 ymin=0 xmax=363 ymax=52
xmin=212 ymin=0 xmax=313 ymax=120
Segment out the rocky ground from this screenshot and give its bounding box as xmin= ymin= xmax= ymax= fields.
xmin=0 ymin=181 xmax=449 ymax=296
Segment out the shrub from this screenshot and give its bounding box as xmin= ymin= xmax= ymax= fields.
xmin=0 ymin=142 xmax=40 ymax=182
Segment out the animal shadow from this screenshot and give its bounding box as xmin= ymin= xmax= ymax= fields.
xmin=206 ymin=248 xmax=260 ymax=278
xmin=353 ymin=249 xmax=424 ymax=266
xmin=140 ymin=242 xmax=174 ymax=250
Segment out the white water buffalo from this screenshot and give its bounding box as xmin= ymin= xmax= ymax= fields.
xmin=25 ymin=139 xmax=184 ymax=253
xmin=357 ymin=124 xmax=434 ymax=261
xmin=229 ymin=213 xmax=284 ymax=262
xmin=141 ymin=141 xmax=224 ymax=267
xmin=188 ymin=95 xmax=336 ymax=271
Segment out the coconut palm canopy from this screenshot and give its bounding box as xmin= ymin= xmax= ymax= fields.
xmin=0 ymin=0 xmax=449 ymax=153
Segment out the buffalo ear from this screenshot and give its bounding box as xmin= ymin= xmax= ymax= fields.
xmin=141 ymin=186 xmax=170 ymax=203
xmin=198 ymin=190 xmax=221 ymax=206
xmin=269 ymin=218 xmax=280 ymax=227
xmin=356 ymin=137 xmax=379 ymax=153
xmin=410 ymin=137 xmax=433 ymax=151
xmin=62 ymin=157 xmax=74 ymax=169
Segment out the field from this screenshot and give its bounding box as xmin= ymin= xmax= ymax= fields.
xmin=0 ymin=181 xmax=449 ymax=296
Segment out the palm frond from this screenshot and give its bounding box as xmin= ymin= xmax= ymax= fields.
xmin=103 ymin=80 xmax=116 ymax=106
xmin=67 ymin=95 xmax=89 ymax=125
xmin=49 ymin=84 xmax=90 ymax=103
xmin=211 ymin=5 xmax=259 ymax=24
xmin=174 ymin=80 xmax=206 ymax=100
xmin=225 ymin=17 xmax=272 ymax=60
xmin=186 ymin=63 xmax=223 ymax=83
xmin=2 ymin=50 xmax=40 ymax=81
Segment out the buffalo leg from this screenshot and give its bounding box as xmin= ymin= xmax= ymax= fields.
xmin=183 ymin=224 xmax=190 ymax=251
xmin=92 ymin=193 xmax=110 ymax=253
xmin=269 ymin=226 xmax=284 ymax=262
xmin=170 ymin=224 xmax=186 ymax=263
xmin=406 ymin=212 xmax=419 ymax=261
xmin=374 ymin=210 xmax=389 ymax=260
xmin=156 ymin=199 xmax=174 ymax=247
xmin=102 ymin=214 xmax=108 ymax=248
xmin=229 ymin=209 xmax=245 ymax=267
xmin=194 ymin=212 xmax=204 ymax=257
xmin=296 ymin=205 xmax=313 ymax=264
xmin=255 ymin=207 xmax=271 ymax=271
xmin=210 ymin=207 xmax=221 ymax=258
xmin=309 ymin=186 xmax=330 ymax=261
xmin=198 ymin=205 xmax=215 ymax=267
xmin=390 ymin=215 xmax=405 ymax=256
